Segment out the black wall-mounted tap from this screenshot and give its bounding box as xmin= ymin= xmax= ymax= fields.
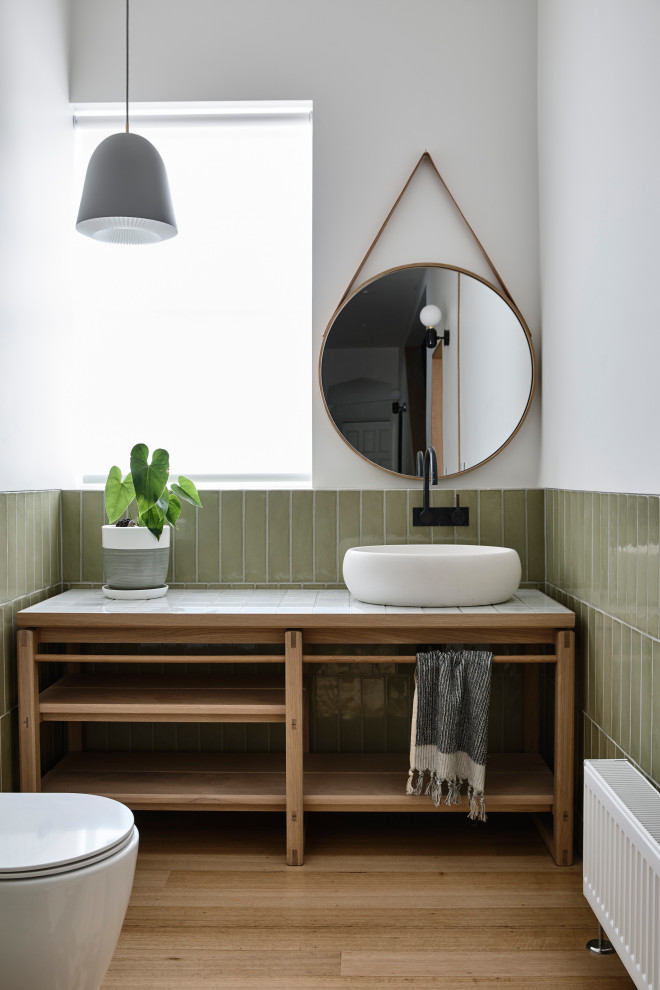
xmin=412 ymin=445 xmax=470 ymax=527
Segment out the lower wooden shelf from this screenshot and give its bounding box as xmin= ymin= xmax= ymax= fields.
xmin=41 ymin=751 xmax=553 ymax=814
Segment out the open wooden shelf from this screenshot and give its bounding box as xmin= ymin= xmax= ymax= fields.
xmin=42 ymin=752 xmax=287 ymax=811
xmin=304 ymin=753 xmax=554 ymax=812
xmin=41 ymin=751 xmax=553 ymax=815
xmin=38 ymin=673 xmax=286 ymax=723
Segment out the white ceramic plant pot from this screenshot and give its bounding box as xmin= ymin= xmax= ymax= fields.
xmin=102 ymin=525 xmax=170 ymax=591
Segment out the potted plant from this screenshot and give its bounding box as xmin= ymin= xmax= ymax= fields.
xmin=102 ymin=443 xmax=202 ymax=598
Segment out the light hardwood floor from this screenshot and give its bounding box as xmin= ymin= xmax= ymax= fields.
xmin=103 ymin=811 xmax=635 ymax=989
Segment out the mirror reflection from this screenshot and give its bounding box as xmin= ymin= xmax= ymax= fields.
xmin=320 ymin=264 xmax=534 ymax=478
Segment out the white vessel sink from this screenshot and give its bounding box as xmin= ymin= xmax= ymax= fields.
xmin=342 ymin=544 xmax=522 ymax=607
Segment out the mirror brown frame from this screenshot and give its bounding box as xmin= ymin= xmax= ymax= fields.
xmin=319 ymin=262 xmax=537 ymax=481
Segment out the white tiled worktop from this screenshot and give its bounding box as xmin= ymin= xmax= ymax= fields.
xmin=19 ymin=588 xmax=572 ymax=617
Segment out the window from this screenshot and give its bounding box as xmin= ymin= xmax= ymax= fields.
xmin=72 ymin=102 xmax=313 ymax=487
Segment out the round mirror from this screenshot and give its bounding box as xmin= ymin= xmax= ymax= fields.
xmin=319 ymin=264 xmax=535 ymax=479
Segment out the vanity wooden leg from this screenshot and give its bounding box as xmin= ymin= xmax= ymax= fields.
xmin=286 ymin=629 xmax=304 ymax=866
xmin=17 ymin=629 xmax=41 ymax=792
xmin=553 ymin=629 xmax=575 ymax=866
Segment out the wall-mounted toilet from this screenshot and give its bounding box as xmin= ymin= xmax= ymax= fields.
xmin=0 ymin=792 xmax=138 ymax=990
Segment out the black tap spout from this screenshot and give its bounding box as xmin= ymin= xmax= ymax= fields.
xmin=420 ymin=446 xmax=438 ymax=524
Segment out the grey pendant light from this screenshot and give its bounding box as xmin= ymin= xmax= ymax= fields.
xmin=76 ymin=0 xmax=177 ymax=244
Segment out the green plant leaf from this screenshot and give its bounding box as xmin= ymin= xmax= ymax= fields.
xmin=166 ymin=491 xmax=182 ymax=526
xmin=104 ymin=466 xmax=136 ymax=524
xmin=171 ymin=475 xmax=203 ymax=508
xmin=130 ymin=444 xmax=170 ymax=517
xmin=138 ymin=504 xmax=166 ymax=540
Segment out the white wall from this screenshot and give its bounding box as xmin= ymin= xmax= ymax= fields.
xmin=0 ymin=0 xmax=73 ymax=490
xmin=539 ymin=0 xmax=660 ymax=495
xmin=70 ymin=0 xmax=542 ymax=489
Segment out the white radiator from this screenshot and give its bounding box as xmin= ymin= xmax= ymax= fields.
xmin=583 ymin=759 xmax=660 ymax=990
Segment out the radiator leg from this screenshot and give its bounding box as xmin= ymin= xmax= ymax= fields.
xmin=586 ymin=924 xmax=614 ymax=954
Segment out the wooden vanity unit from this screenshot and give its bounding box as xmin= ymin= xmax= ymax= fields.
xmin=17 ymin=589 xmax=575 ymax=867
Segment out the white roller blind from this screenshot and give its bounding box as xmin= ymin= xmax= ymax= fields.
xmin=72 ymin=102 xmax=313 ymax=487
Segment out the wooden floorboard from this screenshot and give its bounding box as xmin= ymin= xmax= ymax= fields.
xmin=102 ymin=811 xmax=635 ymax=989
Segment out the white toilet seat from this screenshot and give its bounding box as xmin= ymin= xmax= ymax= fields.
xmin=0 ymin=793 xmax=136 ymax=880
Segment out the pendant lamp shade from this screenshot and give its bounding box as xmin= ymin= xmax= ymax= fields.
xmin=76 ymin=132 xmax=177 ymax=244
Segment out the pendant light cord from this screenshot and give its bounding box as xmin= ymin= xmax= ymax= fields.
xmin=125 ymin=0 xmax=129 ymax=133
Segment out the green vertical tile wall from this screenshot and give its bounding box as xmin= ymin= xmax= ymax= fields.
xmin=545 ymin=489 xmax=660 ymax=800
xmin=0 ymin=491 xmax=62 ymax=791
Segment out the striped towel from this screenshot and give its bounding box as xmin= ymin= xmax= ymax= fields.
xmin=406 ymin=650 xmax=493 ymax=821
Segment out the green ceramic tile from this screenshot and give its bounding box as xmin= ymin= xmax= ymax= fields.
xmin=594 ymin=493 xmax=605 ymax=608
xmin=385 ymin=675 xmax=412 ymax=752
xmin=648 ymin=498 xmax=659 ymax=640
xmin=488 ymin=672 xmax=503 ymax=752
xmin=360 ymin=491 xmax=385 ymax=546
xmin=630 ymin=631 xmax=642 ymax=765
xmin=244 ymin=492 xmax=267 ymax=583
xmin=452 ymin=490 xmax=478 ymax=546
xmin=591 ymin=494 xmax=601 ymax=607
xmin=591 ymin=609 xmax=601 ymax=727
xmin=615 ymin=494 xmax=627 ymax=621
xmin=5 ymin=496 xmax=17 ymax=602
xmin=636 ymin=497 xmax=649 ymax=633
xmin=544 ymin=490 xmax=555 ymax=586
xmin=245 ymin=723 xmax=270 ymax=753
xmin=268 ymin=723 xmax=285 ymax=752
xmin=24 ymin=494 xmax=35 ymax=595
xmin=221 ymin=723 xmax=246 ymax=752
xmin=362 ymin=676 xmax=386 ymax=751
xmin=610 ymin=617 xmax=621 ymax=741
xmin=624 ymin=495 xmax=638 ymax=628
xmin=406 ymin=490 xmax=432 ymax=545
xmin=199 ymin=723 xmax=224 ymax=753
xmin=384 ymin=490 xmax=407 ymax=545
xmin=152 ymin=723 xmax=177 ymax=750
xmin=557 ymin=490 xmax=566 ymax=589
xmin=0 ymin=495 xmax=7 ymax=605
xmin=583 ymin=493 xmax=593 ymax=601
xmin=220 ymin=492 xmax=244 ymax=583
xmin=314 ymin=491 xmax=337 ymax=583
xmin=1 ymin=711 xmax=16 ymax=791
xmin=338 ymin=675 xmax=362 ymax=751
xmin=430 ymin=488 xmax=455 ymax=544
xmin=2 ymin=605 xmax=14 ymax=713
xmin=601 ymin=614 xmax=612 ymax=736
xmin=81 ymin=491 xmax=104 ymax=584
xmin=501 ymin=668 xmax=523 ymax=751
xmin=572 ymin=491 xmax=584 ymax=599
xmin=35 ymin=493 xmax=45 ymax=591
xmin=641 ymin=636 xmax=653 ymax=775
xmin=291 ymin=491 xmax=313 ymax=583
xmin=175 ymin=723 xmax=201 ymax=751
xmin=620 ymin=624 xmax=631 ymax=755
xmin=61 ymin=491 xmax=81 ymax=584
xmin=267 ymin=491 xmax=290 ymax=583
xmin=196 ymin=491 xmax=220 ymax=583
xmin=15 ymin=494 xmax=25 ymax=598
xmin=107 ymin=723 xmax=132 ymax=752
xmin=607 ymin=494 xmax=618 ymax=618
xmin=129 ymin=723 xmax=154 ymax=751
xmin=479 ymin=490 xmax=502 ymax=548
xmin=338 ymin=491 xmax=361 ymax=568
xmin=313 ymin=675 xmax=339 ymax=752
xmin=0 ymin=609 xmax=5 ymax=717
xmin=652 ymin=641 xmax=660 ymax=781
xmin=173 ymin=498 xmax=197 ymax=583
xmin=503 ymin=490 xmax=526 ymax=578
xmin=526 ymin=489 xmax=545 ymax=584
